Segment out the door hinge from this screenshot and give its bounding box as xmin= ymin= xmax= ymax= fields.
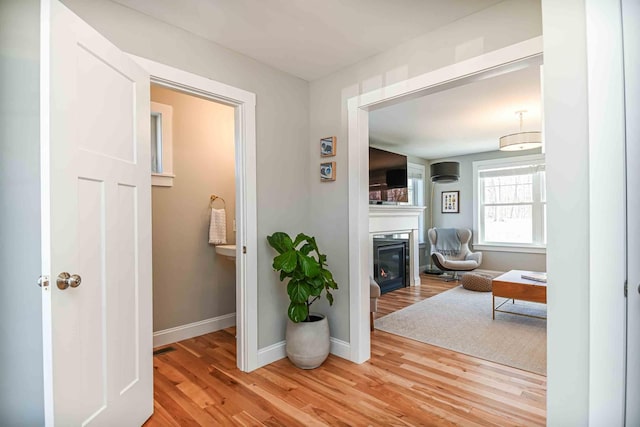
xmin=243 ymin=246 xmax=247 ymax=254
xmin=38 ymin=275 xmax=50 ymax=290
xmin=624 ymin=280 xmax=628 ymax=297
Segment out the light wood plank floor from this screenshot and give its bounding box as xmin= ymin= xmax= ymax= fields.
xmin=145 ymin=275 xmax=546 ymax=426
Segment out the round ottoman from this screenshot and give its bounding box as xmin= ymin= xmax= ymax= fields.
xmin=461 ymin=272 xmax=493 ymax=292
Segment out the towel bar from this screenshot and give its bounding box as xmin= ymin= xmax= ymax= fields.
xmin=209 ymin=195 xmax=226 ymax=209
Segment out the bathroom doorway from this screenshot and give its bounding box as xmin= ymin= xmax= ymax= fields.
xmin=149 ymin=84 xmax=239 ymax=362
xmin=133 ymin=55 xmax=259 ymax=372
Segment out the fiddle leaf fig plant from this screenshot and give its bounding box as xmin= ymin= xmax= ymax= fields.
xmin=267 ymin=232 xmax=339 ymax=323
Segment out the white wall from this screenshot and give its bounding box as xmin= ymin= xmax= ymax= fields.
xmin=0 ymin=0 xmax=45 ymax=424
xmin=309 ymin=0 xmax=543 ymax=342
xmin=542 ymin=0 xmax=627 ymax=424
xmin=60 ymin=0 xmax=310 ymax=349
xmin=429 ymin=149 xmax=546 ymax=272
xmin=584 ymin=1 xmax=626 ymax=423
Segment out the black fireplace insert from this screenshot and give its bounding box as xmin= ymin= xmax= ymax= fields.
xmin=373 ymin=235 xmax=409 ymax=294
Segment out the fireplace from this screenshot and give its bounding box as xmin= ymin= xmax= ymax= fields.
xmin=369 ymin=205 xmax=424 ymax=288
xmin=373 ymin=235 xmax=409 ymax=294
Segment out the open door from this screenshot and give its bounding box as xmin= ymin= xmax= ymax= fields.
xmin=624 ymin=0 xmax=640 ymax=425
xmin=41 ymin=0 xmax=153 ymax=424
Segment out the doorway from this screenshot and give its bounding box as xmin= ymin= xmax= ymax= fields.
xmin=132 ymin=56 xmax=259 ymax=372
xmin=365 ymin=54 xmax=547 ymax=380
xmin=149 ymin=83 xmax=238 ymax=361
xmin=347 ymin=37 xmax=544 ymax=364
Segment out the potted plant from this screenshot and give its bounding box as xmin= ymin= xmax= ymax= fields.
xmin=267 ymin=232 xmax=338 ymax=369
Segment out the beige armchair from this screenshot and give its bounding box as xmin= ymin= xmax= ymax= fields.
xmin=428 ymin=228 xmax=482 ymax=279
xmin=370 ymin=276 xmax=381 ymax=331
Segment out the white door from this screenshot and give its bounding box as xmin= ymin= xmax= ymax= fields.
xmin=624 ymin=0 xmax=640 ymax=424
xmin=41 ymin=0 xmax=153 ymax=425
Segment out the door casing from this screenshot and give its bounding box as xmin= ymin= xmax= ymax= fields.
xmin=131 ymin=56 xmax=259 ymax=372
xmin=623 ymin=0 xmax=640 ymax=424
xmin=347 ymin=37 xmax=544 ymax=363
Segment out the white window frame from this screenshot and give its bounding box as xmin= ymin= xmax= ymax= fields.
xmin=406 ymin=162 xmax=426 ymax=243
xmin=472 ymin=153 xmax=546 ymax=253
xmin=150 ymin=101 xmax=175 ymax=187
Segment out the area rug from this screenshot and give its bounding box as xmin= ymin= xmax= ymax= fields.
xmin=375 ymin=285 xmax=547 ymax=375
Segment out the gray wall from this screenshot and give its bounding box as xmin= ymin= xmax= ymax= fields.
xmin=308 ymin=0 xmax=543 ymax=341
xmin=429 ymin=149 xmax=546 ymax=272
xmin=61 ymin=0 xmax=310 ymax=349
xmin=150 ymin=86 xmax=236 ymax=332
xmin=0 ymin=0 xmax=44 ymax=424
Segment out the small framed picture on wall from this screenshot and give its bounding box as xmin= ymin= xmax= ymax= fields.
xmin=320 ymin=136 xmax=336 ymax=157
xmin=320 ymin=162 xmax=336 ymax=182
xmin=442 ymin=190 xmax=459 ymax=213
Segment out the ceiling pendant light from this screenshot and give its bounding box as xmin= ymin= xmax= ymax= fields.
xmin=499 ymin=110 xmax=542 ymax=151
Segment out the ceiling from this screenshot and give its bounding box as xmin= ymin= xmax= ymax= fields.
xmin=111 ymin=0 xmax=538 ymax=159
xmin=111 ymin=0 xmax=503 ymax=81
xmin=369 ymin=65 xmax=542 ymax=160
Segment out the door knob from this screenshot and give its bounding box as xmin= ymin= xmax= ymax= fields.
xmin=57 ymin=272 xmax=82 ymax=290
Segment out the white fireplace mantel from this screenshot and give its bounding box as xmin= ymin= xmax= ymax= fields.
xmin=369 ymin=205 xmax=425 ymax=286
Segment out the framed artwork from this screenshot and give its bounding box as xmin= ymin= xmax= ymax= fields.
xmin=320 ymin=162 xmax=336 ymax=182
xmin=320 ymin=136 xmax=336 ymax=157
xmin=441 ymin=190 xmax=459 ymax=213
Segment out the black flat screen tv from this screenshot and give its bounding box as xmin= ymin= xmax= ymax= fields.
xmin=369 ymin=147 xmax=408 ymax=203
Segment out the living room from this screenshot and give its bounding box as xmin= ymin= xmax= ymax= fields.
xmin=369 ymin=64 xmax=545 ymax=273
xmin=367 ymin=60 xmax=548 ymax=376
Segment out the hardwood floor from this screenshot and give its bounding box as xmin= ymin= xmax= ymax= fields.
xmin=145 ymin=275 xmax=546 ymax=426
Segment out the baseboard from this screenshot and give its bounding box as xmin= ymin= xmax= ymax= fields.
xmin=256 ymin=337 xmax=352 ymax=368
xmin=330 ymin=337 xmax=351 ymax=360
xmin=153 ymin=313 xmax=236 ymax=347
xmin=257 ymin=340 xmax=286 ymax=368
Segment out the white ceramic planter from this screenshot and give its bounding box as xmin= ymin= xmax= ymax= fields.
xmin=285 ymin=313 xmax=330 ymax=369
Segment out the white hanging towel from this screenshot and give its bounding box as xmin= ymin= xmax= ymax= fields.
xmin=208 ymin=208 xmax=227 ymax=245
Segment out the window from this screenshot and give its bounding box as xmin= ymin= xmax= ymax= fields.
xmin=473 ymin=154 xmax=546 ymax=252
xmin=407 ymin=163 xmax=426 ymax=243
xmin=150 ymin=101 xmax=174 ymax=187
xmin=150 ymin=112 xmax=163 ymax=173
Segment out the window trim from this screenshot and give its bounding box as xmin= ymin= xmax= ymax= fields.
xmin=407 ymin=162 xmax=426 ymax=243
xmin=472 ymin=154 xmax=546 ymax=253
